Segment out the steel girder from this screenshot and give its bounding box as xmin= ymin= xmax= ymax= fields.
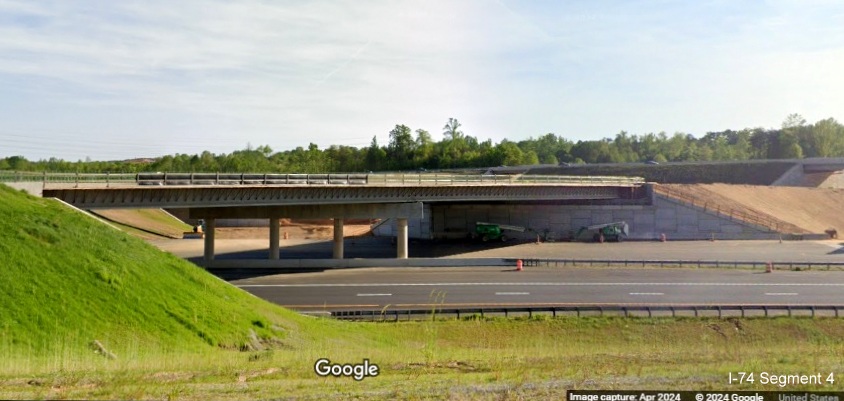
xmin=43 ymin=184 xmax=629 ymax=210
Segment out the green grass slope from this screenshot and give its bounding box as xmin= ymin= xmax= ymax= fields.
xmin=0 ymin=184 xmax=301 ymax=358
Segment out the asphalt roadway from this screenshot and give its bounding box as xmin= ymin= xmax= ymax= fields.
xmin=147 ymin=238 xmax=844 ymax=310
xmin=231 ymin=267 xmax=844 ymax=311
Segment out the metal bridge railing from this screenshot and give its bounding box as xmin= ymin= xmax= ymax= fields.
xmin=0 ymin=171 xmax=645 ymax=188
xmin=332 ymin=304 xmax=844 ymax=321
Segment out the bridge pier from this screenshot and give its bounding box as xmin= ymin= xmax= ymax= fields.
xmin=333 ymin=218 xmax=344 ymax=259
xmin=203 ymin=218 xmax=216 ymax=262
xmin=269 ymin=217 xmax=280 ymax=260
xmin=397 ymin=218 xmax=408 ymax=259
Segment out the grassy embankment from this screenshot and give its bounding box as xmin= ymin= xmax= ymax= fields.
xmin=1 ymin=184 xmax=843 ymax=399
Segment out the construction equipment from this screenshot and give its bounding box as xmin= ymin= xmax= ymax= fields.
xmin=473 ymin=222 xmax=526 ymax=242
xmin=573 ymin=221 xmax=629 ymax=243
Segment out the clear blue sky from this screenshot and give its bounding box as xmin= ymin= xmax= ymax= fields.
xmin=1 ymin=0 xmax=843 ymax=161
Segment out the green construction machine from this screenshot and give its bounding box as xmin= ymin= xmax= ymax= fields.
xmin=472 ymin=222 xmax=526 ymax=242
xmin=573 ymin=221 xmax=629 ymax=243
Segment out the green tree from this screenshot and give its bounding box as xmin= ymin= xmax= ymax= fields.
xmin=810 ymin=118 xmax=844 ymax=157
xmin=387 ymin=124 xmax=415 ymax=170
xmin=365 ymin=136 xmax=387 ymax=171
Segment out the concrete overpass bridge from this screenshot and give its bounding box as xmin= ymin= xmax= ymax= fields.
xmin=4 ymin=172 xmax=648 ymax=263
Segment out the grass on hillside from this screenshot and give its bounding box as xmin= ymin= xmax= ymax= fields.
xmin=0 ymin=184 xmax=304 ymax=357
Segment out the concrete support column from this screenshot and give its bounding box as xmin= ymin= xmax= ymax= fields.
xmin=269 ymin=217 xmax=280 ymax=260
xmin=203 ymin=218 xmax=216 ymax=262
xmin=333 ymin=218 xmax=344 ymax=259
xmin=397 ymin=218 xmax=408 ymax=259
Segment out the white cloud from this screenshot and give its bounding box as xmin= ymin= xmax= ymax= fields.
xmin=0 ymin=0 xmax=843 ymax=160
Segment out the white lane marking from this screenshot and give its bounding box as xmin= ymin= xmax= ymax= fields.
xmin=765 ymin=292 xmax=798 ymax=296
xmin=495 ymin=292 xmax=530 ymax=296
xmin=629 ymin=292 xmax=664 ymax=296
xmin=356 ymin=293 xmax=392 ymax=297
xmin=238 ymin=282 xmax=844 ymax=288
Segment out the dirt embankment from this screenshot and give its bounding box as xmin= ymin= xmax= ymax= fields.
xmin=215 ymin=219 xmax=374 ymax=240
xmin=659 ymin=184 xmax=844 ymax=234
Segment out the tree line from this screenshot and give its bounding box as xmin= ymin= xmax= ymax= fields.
xmin=2 ymin=114 xmax=843 ymax=173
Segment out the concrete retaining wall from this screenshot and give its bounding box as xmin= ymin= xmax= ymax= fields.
xmin=770 ymin=164 xmax=805 ymax=186
xmin=400 ymin=196 xmax=779 ymax=241
xmin=372 ymin=204 xmax=432 ymax=239
xmin=644 ymin=195 xmax=777 ymax=240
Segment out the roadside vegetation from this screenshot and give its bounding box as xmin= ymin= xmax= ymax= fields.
xmin=2 ymin=114 xmax=843 ymax=174
xmin=2 ymin=183 xmax=843 ymax=400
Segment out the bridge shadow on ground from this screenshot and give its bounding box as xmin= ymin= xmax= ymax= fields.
xmin=197 ymin=236 xmax=525 ymax=280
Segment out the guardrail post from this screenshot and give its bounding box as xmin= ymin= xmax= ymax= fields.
xmin=811 ymin=306 xmax=815 ymax=318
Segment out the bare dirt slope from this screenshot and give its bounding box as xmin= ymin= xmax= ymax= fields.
xmin=215 ymin=220 xmax=374 ymax=240
xmin=93 ymin=209 xmax=192 ymax=238
xmin=659 ymin=184 xmax=844 ymax=234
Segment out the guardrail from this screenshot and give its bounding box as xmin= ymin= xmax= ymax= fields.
xmin=653 ymin=185 xmax=801 ymax=234
xmin=0 ymin=171 xmax=645 ymax=187
xmin=331 ymin=304 xmax=844 ymax=321
xmin=511 ymin=258 xmax=844 ymax=270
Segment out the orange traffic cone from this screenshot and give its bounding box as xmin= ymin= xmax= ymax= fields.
xmin=516 ymin=259 xmax=523 ymax=271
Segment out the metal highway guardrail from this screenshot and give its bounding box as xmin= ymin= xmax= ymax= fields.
xmin=331 ymin=304 xmax=844 ymax=321
xmin=510 ymin=259 xmax=844 ymax=270
xmin=0 ymin=171 xmax=645 ymax=188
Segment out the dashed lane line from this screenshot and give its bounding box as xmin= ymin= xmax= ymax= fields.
xmin=238 ymin=282 xmax=844 ymax=288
